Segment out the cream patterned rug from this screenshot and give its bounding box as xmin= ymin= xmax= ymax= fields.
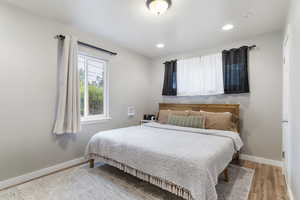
xmin=0 ymin=164 xmax=254 ymax=200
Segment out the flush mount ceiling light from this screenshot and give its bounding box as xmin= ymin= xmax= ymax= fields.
xmin=146 ymin=0 xmax=172 ymax=15
xmin=222 ymin=24 xmax=234 ymax=31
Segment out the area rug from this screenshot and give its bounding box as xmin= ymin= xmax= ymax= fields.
xmin=0 ymin=164 xmax=254 ymax=200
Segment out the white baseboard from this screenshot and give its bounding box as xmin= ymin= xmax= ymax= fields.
xmin=0 ymin=157 xmax=86 ymax=190
xmin=240 ymin=154 xmax=283 ymax=167
xmin=287 ymin=182 xmax=294 ymax=200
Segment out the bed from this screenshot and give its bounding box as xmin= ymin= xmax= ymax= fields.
xmin=85 ymin=104 xmax=243 ymax=200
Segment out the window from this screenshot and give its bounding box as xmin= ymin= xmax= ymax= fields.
xmin=78 ymin=54 xmax=109 ymax=122
xmin=177 ymin=53 xmax=224 ymax=96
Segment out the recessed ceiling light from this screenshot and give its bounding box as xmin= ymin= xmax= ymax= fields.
xmin=222 ymin=24 xmax=234 ymax=31
xmin=146 ymin=0 xmax=172 ymax=15
xmin=156 ymin=43 xmax=165 ymax=48
xmin=243 ymin=11 xmax=254 ymax=19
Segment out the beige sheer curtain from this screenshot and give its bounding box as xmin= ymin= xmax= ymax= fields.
xmin=53 ymin=35 xmax=81 ymax=134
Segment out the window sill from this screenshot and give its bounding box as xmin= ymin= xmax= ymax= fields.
xmin=81 ymin=116 xmax=112 ymax=125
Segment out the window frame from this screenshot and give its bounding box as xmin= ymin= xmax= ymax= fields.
xmin=78 ymin=52 xmax=110 ymax=124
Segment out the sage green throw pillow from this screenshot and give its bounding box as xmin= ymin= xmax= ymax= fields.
xmin=167 ymin=115 xmax=205 ymax=129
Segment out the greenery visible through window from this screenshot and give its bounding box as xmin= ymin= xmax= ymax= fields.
xmin=78 ymin=54 xmax=108 ymax=121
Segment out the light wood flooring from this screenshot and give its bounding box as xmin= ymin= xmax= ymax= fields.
xmin=240 ymin=160 xmax=289 ymax=200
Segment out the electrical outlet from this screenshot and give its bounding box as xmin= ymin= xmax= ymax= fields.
xmin=128 ymin=106 xmax=135 ymax=117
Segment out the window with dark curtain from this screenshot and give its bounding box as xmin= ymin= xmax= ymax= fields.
xmin=162 ymin=60 xmax=177 ymax=96
xmin=222 ymin=46 xmax=250 ymax=94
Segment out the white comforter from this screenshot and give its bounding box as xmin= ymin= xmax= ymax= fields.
xmin=85 ymin=122 xmax=243 ymax=200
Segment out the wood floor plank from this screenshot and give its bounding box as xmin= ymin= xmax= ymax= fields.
xmin=240 ymin=160 xmax=289 ymax=200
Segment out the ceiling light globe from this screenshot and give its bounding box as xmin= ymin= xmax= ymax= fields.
xmin=146 ymin=0 xmax=171 ymax=15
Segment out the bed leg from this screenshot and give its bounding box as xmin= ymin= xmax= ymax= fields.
xmin=236 ymin=152 xmax=240 ymax=165
xmin=232 ymin=152 xmax=241 ymax=166
xmin=89 ymin=159 xmax=94 ymax=168
xmin=224 ymin=168 xmax=229 ymax=182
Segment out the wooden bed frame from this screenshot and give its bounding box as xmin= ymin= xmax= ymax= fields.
xmin=89 ymin=103 xmax=240 ymax=183
xmin=158 ymin=103 xmax=241 ymax=182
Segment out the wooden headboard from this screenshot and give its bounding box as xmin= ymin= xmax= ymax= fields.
xmin=159 ymin=103 xmax=240 ymax=132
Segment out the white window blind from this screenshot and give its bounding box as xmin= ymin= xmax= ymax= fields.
xmin=177 ymin=53 xmax=224 ymax=96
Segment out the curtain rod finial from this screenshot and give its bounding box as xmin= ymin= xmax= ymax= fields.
xmin=54 ymin=34 xmax=65 ymax=40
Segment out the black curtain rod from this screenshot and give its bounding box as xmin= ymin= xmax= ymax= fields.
xmin=163 ymin=45 xmax=256 ymax=64
xmin=54 ymin=35 xmax=117 ymax=56
xmin=224 ymin=45 xmax=257 ymax=50
xmin=248 ymin=45 xmax=257 ymax=50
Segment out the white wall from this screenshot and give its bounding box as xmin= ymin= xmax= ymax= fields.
xmin=149 ymin=32 xmax=283 ymax=161
xmin=0 ymin=3 xmax=152 ymax=181
xmin=286 ymin=0 xmax=300 ymax=199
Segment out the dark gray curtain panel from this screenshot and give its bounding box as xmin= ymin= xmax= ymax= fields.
xmin=162 ymin=60 xmax=177 ymax=96
xmin=222 ymin=46 xmax=250 ymax=94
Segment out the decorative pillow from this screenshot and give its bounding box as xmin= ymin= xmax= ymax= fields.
xmin=158 ymin=110 xmax=189 ymax=124
xmin=167 ymin=115 xmax=205 ymax=129
xmin=158 ymin=110 xmax=170 ymax=124
xmin=230 ymin=114 xmax=240 ymax=132
xmin=167 ymin=115 xmax=187 ymax=127
xmin=199 ymin=111 xmax=233 ymax=131
xmin=185 ymin=115 xmax=205 ymax=128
